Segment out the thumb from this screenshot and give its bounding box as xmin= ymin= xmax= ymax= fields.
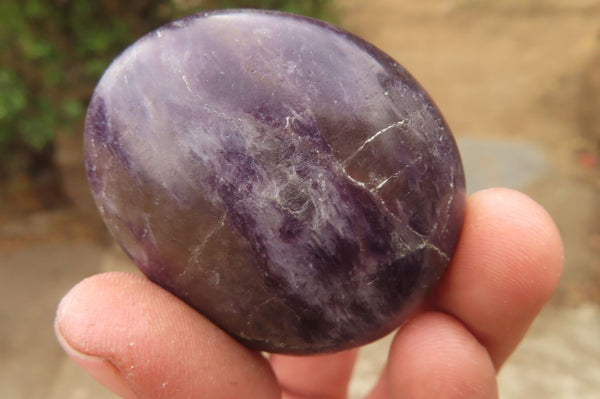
xmin=55 ymin=272 xmax=280 ymax=399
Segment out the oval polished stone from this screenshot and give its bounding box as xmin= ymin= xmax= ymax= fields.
xmin=84 ymin=9 xmax=466 ymax=354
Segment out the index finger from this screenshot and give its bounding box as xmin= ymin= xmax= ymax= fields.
xmin=429 ymin=188 xmax=564 ymax=368
xmin=367 ymin=188 xmax=563 ymax=399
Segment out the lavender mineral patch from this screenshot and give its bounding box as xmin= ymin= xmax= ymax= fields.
xmin=84 ymin=9 xmax=466 ymax=354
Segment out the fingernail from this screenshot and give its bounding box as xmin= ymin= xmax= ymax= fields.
xmin=55 ymin=320 xmax=138 ymax=399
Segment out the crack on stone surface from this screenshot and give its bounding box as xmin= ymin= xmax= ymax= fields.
xmin=444 ymin=174 xmax=457 ymax=231
xmin=345 ymin=173 xmax=368 ymax=189
xmin=186 ymin=214 xmax=226 ymax=269
xmin=417 ymin=240 xmax=451 ymax=262
xmin=373 ymin=155 xmax=423 ymax=192
xmin=337 ymin=160 xmax=428 ymax=248
xmin=343 ymin=119 xmax=407 ymax=166
xmin=403 ymin=220 xmax=427 ymax=240
xmin=246 ymin=296 xmax=279 ymax=325
xmin=181 ymin=75 xmax=193 ymax=93
xmin=199 ymin=103 xmax=248 ymax=127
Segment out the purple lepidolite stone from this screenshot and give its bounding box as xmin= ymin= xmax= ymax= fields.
xmin=84 ymin=9 xmax=466 ymax=354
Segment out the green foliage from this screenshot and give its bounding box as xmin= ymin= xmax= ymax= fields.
xmin=0 ymin=0 xmax=336 ymax=179
xmin=0 ymin=0 xmax=169 ymax=175
xmin=199 ymin=0 xmax=337 ymax=22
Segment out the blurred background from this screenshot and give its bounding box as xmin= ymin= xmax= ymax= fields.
xmin=1 ymin=0 xmax=598 ymax=397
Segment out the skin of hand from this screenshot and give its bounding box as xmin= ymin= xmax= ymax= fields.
xmin=54 ymin=188 xmax=564 ymax=399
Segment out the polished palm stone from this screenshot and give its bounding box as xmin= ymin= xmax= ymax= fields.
xmin=84 ymin=9 xmax=466 ymax=354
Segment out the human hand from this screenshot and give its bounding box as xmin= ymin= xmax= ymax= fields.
xmin=54 ymin=188 xmax=563 ymax=399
